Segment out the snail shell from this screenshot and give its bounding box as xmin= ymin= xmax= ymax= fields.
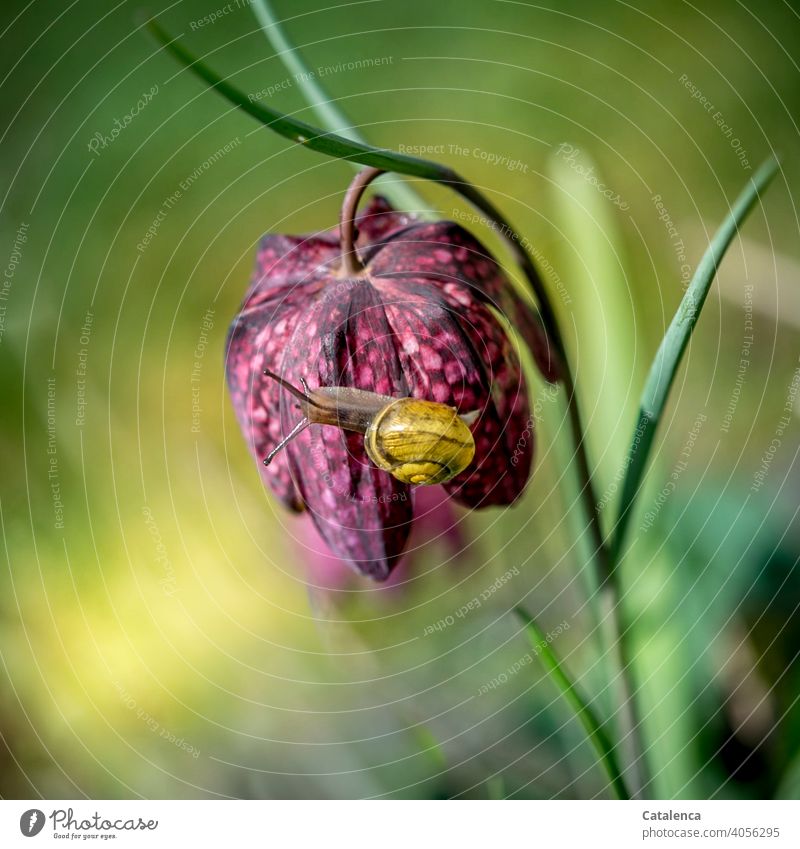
xmin=365 ymin=397 xmax=475 ymax=485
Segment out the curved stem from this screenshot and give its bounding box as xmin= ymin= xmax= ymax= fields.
xmin=338 ymin=170 xmax=608 ymax=564
xmin=339 ymin=167 xmax=384 ymax=275
xmin=338 ymin=165 xmax=611 ymax=586
xmin=341 ymin=163 xmax=640 ymax=783
xmin=446 ymin=174 xmax=650 ymax=790
xmin=445 ymin=176 xmax=609 ymax=569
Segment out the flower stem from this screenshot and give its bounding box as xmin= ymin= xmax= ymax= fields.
xmin=339 ymin=167 xmax=384 ymax=275
xmin=340 ymin=164 xmax=643 ymax=789
xmin=442 ymin=174 xmax=652 ymax=793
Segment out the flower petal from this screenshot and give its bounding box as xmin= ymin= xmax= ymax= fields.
xmin=375 ymin=275 xmax=533 ymax=507
xmin=441 ymin=302 xmax=533 ymax=507
xmin=226 ymin=283 xmax=327 ymax=511
xmin=352 ymin=195 xmax=415 ymax=246
xmin=368 ymin=218 xmax=561 ymax=381
xmin=277 ymin=279 xmax=414 ymax=579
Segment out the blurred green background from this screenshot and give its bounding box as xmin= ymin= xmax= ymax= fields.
xmin=1 ymin=0 xmax=799 ymax=799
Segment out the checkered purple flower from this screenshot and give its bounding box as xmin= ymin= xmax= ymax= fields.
xmin=225 ymin=195 xmax=558 ymax=580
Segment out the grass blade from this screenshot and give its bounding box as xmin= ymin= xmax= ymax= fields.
xmin=250 ymin=0 xmax=433 ymax=215
xmin=609 ymin=156 xmax=780 ymax=565
xmin=514 ymin=606 xmax=630 ymax=799
xmin=251 ymin=0 xmax=365 ymax=142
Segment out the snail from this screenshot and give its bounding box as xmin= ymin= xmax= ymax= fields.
xmin=261 ymin=368 xmax=478 ymax=485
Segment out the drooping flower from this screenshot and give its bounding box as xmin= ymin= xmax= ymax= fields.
xmin=225 ymin=176 xmax=557 ymax=580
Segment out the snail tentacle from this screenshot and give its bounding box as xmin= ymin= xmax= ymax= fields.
xmin=262 ymin=368 xmax=326 ymax=410
xmin=263 ymin=417 xmax=310 ymax=467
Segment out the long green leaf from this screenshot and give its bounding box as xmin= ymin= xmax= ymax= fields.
xmin=609 ymin=156 xmax=779 ymax=565
xmin=250 ymin=0 xmax=433 ymax=215
xmin=514 ymin=606 xmax=630 ymax=799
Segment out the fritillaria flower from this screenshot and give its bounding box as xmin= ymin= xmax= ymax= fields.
xmin=225 ymin=169 xmax=558 ymax=580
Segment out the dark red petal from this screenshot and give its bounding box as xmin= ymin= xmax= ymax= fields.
xmin=277 ymin=280 xmax=413 ymax=579
xmin=225 ymin=282 xmax=327 ymax=511
xmin=227 ymin=194 xmax=541 ymax=578
xmin=369 ymin=220 xmax=561 ymax=382
xmin=246 ymin=233 xmax=339 ymax=307
xmin=375 ymin=274 xmax=533 ymax=506
xmin=245 ymin=197 xmax=413 ymax=308
xmin=375 ymin=276 xmax=482 ymax=407
xmin=367 ymin=220 xmax=503 ymax=292
xmin=442 ymin=303 xmax=533 ymax=508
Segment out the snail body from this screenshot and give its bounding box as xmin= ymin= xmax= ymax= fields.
xmin=262 ymin=369 xmax=476 ymax=485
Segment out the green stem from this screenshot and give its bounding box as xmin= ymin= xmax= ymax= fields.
xmin=562 ymin=367 xmax=610 ymax=579
xmin=515 ymin=606 xmax=631 ymax=799
xmin=603 ymin=567 xmax=650 ymax=795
